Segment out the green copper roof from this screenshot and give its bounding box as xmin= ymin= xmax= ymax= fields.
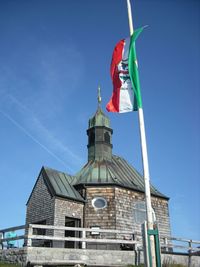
xmin=27 ymin=156 xmax=168 ymax=205
xmin=88 ymin=107 xmax=110 ymax=128
xmin=75 ymin=155 xmax=168 ymax=199
xmin=42 ymin=167 xmax=84 ymax=202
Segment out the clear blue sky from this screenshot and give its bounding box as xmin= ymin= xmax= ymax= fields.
xmin=0 ymin=0 xmax=199 ymax=240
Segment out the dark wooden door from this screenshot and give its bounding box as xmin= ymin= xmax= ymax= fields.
xmin=65 ymin=217 xmax=81 ymax=248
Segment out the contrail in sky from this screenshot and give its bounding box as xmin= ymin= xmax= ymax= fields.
xmin=0 ymin=110 xmax=74 ymax=172
xmin=6 ymin=93 xmax=83 ymax=164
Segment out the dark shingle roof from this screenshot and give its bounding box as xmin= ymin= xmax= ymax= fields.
xmin=75 ymin=155 xmax=168 ymax=199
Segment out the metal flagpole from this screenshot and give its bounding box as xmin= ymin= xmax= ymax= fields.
xmin=126 ymin=0 xmax=156 ymax=266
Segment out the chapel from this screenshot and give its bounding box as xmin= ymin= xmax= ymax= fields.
xmin=25 ymin=91 xmax=171 ymax=249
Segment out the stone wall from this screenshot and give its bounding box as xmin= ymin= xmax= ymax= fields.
xmin=54 ymin=198 xmax=84 ymax=227
xmin=1 ymin=248 xmax=200 ymax=267
xmin=0 ymin=248 xmax=27 ymax=265
xmin=26 ymin=247 xmax=136 ymax=266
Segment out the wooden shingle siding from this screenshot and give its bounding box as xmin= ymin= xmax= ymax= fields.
xmin=84 ymin=186 xmax=171 ymax=243
xmin=25 ymin=173 xmax=55 ymax=246
xmin=26 ymin=173 xmax=54 ymax=226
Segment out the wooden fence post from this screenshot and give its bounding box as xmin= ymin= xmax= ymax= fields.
xmin=27 ymin=225 xmax=33 ymax=247
xmin=0 ymin=232 xmax=3 ymax=249
xmin=188 ymin=240 xmax=192 ymax=267
xmin=82 ymin=230 xmax=86 ymax=249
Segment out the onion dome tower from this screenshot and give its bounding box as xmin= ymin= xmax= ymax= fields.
xmin=87 ymin=86 xmax=113 ymax=162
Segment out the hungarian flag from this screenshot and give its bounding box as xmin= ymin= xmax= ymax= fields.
xmin=106 ymin=27 xmax=144 ymax=113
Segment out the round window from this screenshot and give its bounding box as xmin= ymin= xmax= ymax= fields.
xmin=92 ymin=197 xmax=107 ymax=209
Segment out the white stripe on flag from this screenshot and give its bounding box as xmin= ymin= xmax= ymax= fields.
xmin=122 ymin=37 xmax=130 ymax=61
xmin=119 ymin=37 xmax=134 ymax=112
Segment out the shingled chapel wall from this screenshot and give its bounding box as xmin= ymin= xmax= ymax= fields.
xmin=84 ymin=187 xmax=118 ymax=249
xmin=26 ymin=174 xmax=84 ymax=248
xmin=25 ymin=173 xmax=55 ymax=246
xmin=115 ymin=187 xmax=171 ymax=239
xmin=26 ymin=173 xmax=55 ymax=227
xmin=151 ymin=195 xmax=171 ymax=237
xmin=84 ymin=187 xmax=116 ymax=234
xmin=84 ymin=187 xmax=171 ymax=240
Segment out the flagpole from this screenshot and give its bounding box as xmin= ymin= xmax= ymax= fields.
xmin=126 ymin=0 xmax=156 ymax=266
xmin=126 ymin=0 xmax=153 ymax=232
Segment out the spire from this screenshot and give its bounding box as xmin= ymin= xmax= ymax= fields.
xmin=97 ymin=85 xmax=102 ymax=107
xmin=88 ymin=86 xmax=110 ymax=129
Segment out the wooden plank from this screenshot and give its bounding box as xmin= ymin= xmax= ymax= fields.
xmin=160 ymin=235 xmax=200 ymax=244
xmin=0 ymin=225 xmax=26 ymax=233
xmin=29 ymin=234 xmax=137 ymax=244
xmin=171 ymin=237 xmax=200 ymax=244
xmin=30 ymin=224 xmax=135 ymax=235
xmin=161 ymin=244 xmax=200 ymax=251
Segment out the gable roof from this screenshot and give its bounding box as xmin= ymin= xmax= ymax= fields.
xmin=27 ymin=166 xmax=85 ymax=205
xmin=42 ymin=167 xmax=85 ymax=202
xmin=75 ymin=155 xmax=169 ymax=199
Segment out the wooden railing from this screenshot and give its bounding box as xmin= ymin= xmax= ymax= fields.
xmin=26 ymin=224 xmax=140 ymax=249
xmin=0 ymin=224 xmax=139 ymax=250
xmin=0 ymin=225 xmax=26 ymax=249
xmin=0 ymin=224 xmax=200 ymax=254
xmin=161 ymin=236 xmax=200 ymax=253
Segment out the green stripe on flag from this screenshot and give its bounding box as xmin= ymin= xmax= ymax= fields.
xmin=128 ymin=27 xmax=144 ymax=110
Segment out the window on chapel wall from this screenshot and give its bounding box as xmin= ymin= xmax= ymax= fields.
xmin=89 ymin=131 xmax=95 ymax=145
xmin=104 ymin=132 xmax=110 ymax=144
xmin=133 ymin=201 xmax=156 ymax=224
xmin=92 ymin=197 xmax=107 ymax=210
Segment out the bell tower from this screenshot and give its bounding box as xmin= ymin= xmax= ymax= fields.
xmin=87 ymin=87 xmax=113 ymax=161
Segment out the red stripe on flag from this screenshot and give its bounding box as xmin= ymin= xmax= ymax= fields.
xmin=106 ymin=39 xmax=125 ymax=112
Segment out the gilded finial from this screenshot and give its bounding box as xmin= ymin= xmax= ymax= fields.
xmin=97 ymin=85 xmax=102 ymax=106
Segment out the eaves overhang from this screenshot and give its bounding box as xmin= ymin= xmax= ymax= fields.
xmin=74 ymin=182 xmax=169 ymax=200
